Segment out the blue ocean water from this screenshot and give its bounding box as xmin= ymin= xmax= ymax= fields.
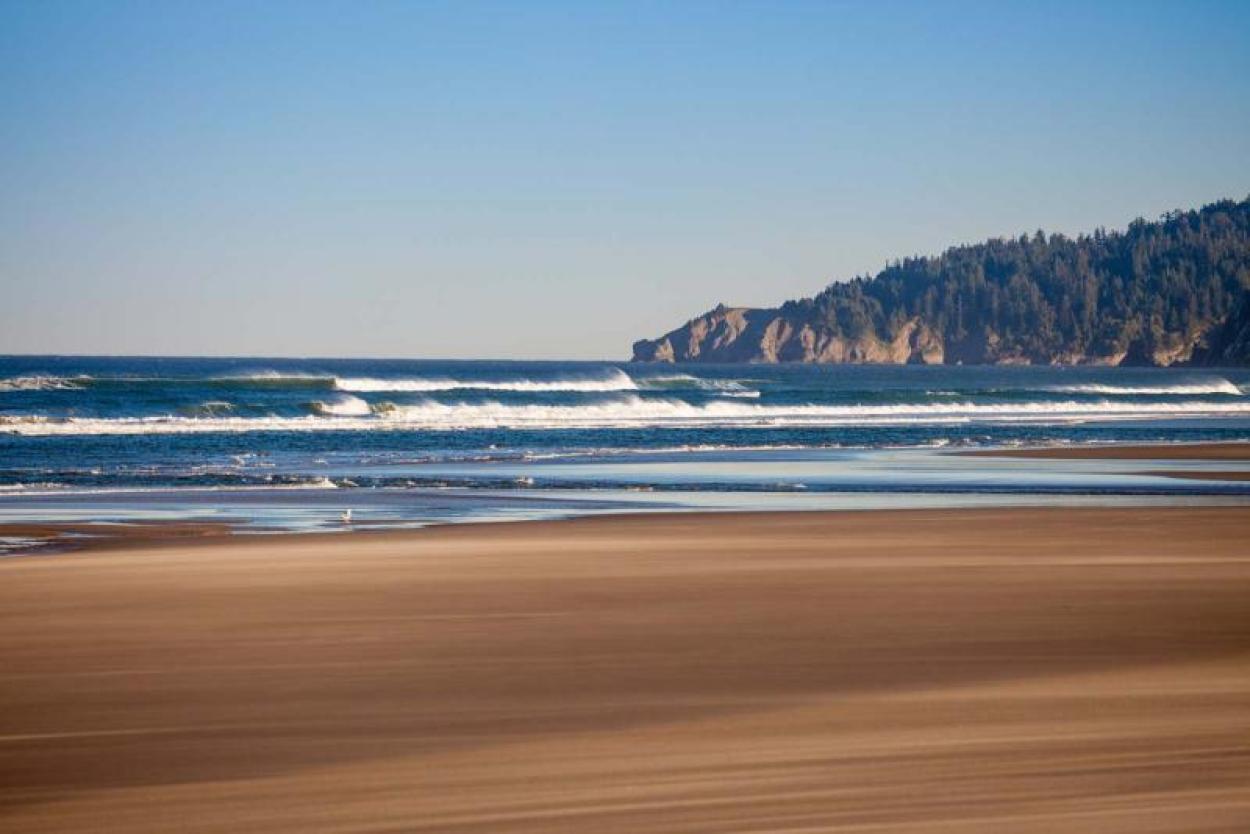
xmin=3 ymin=356 xmax=1250 ymax=537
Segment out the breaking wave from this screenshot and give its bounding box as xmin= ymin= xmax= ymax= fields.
xmin=334 ymin=368 xmax=639 ymax=393
xmin=0 ymin=375 xmax=87 ymax=392
xmin=635 ymin=373 xmax=761 ymax=397
xmin=1047 ymin=379 xmax=1244 ymax=396
xmin=309 ymin=395 xmax=373 ymax=416
xmin=179 ymin=400 xmax=236 ymax=418
xmin=1 ymin=372 xmax=341 ymax=392
xmin=208 ymin=372 xmax=336 ymax=388
xmin=0 ymin=368 xmax=772 ymax=398
xmin=7 ymin=396 xmax=1250 ymax=436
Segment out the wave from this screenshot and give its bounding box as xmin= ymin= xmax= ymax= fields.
xmin=0 ymin=368 xmax=769 ymax=399
xmin=635 ymin=373 xmax=710 ymax=389
xmin=0 ymin=482 xmax=67 ymax=493
xmin=0 ymin=415 xmax=50 ymax=426
xmin=635 ymin=373 xmax=760 ymax=395
xmin=342 ymin=370 xmax=763 ymax=397
xmin=179 ymin=400 xmax=236 ymax=418
xmin=1047 ymin=379 xmax=1244 ymax=396
xmin=371 ymin=397 xmax=1250 ymax=429
xmin=0 ymin=375 xmax=87 ymax=392
xmin=309 ymin=395 xmax=373 ymax=416
xmin=7 ymin=369 xmax=1243 ymax=403
xmin=208 ymin=371 xmax=337 ymax=389
xmin=322 ymin=368 xmax=763 ymax=396
xmin=2 ymin=370 xmax=644 ymax=395
xmin=1 ymin=372 xmax=340 ymax=392
xmin=7 ymin=396 xmax=1250 ymax=436
xmin=333 ymin=368 xmax=639 ymax=393
xmin=0 ymin=480 xmax=346 ymax=498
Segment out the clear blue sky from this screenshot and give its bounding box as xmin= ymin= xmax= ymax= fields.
xmin=2 ymin=0 xmax=1248 ymax=359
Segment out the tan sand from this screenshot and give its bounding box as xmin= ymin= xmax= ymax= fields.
xmin=2 ymin=508 xmax=1250 ymax=833
xmin=960 ymin=441 xmax=1250 ymax=460
xmin=1140 ymin=470 xmax=1250 ymax=482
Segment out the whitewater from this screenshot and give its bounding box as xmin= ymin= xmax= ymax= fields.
xmin=3 ymin=357 xmax=1250 ymax=507
xmin=6 ymin=395 xmax=1250 ymax=436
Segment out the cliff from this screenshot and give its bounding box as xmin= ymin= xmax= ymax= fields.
xmin=633 ymin=197 xmax=1250 ymax=366
xmin=633 ymin=305 xmax=945 ymax=364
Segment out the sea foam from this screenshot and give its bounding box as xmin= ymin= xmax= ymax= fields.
xmin=1047 ymin=379 xmax=1244 ymax=396
xmin=309 ymin=395 xmax=373 ymax=416
xmin=7 ymin=396 xmax=1250 ymax=436
xmin=0 ymin=375 xmax=86 ymax=392
xmin=334 ymin=368 xmax=639 ymax=393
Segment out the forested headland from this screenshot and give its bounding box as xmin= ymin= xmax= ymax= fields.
xmin=633 ymin=197 xmax=1250 ymax=366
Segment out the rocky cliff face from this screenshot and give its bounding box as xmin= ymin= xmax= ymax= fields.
xmin=632 ymin=303 xmax=1248 ymax=366
xmin=633 ymin=305 xmax=946 ymax=365
xmin=1194 ymin=298 xmax=1250 ymax=365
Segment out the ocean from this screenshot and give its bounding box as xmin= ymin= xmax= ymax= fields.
xmin=3 ymin=356 xmax=1250 ymax=540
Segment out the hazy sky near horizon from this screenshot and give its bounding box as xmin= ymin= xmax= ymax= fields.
xmin=2 ymin=1 xmax=1249 ymax=359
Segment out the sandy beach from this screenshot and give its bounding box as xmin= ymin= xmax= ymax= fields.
xmin=6 ymin=3 xmax=1250 ymax=830
xmin=3 ymin=504 xmax=1249 ymax=833
xmin=960 ymin=441 xmax=1250 ymax=460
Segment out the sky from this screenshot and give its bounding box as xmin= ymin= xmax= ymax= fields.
xmin=2 ymin=1 xmax=1249 ymax=359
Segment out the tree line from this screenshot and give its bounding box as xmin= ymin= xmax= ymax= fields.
xmin=782 ymin=197 xmax=1250 ymax=363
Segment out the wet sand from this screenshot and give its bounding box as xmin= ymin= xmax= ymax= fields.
xmin=1141 ymin=470 xmax=1250 ymax=482
xmin=960 ymin=441 xmax=1250 ymax=460
xmin=3 ymin=508 xmax=1250 ymax=832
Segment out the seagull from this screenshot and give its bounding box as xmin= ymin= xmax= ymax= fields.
xmin=340 ymin=509 xmax=353 ymax=524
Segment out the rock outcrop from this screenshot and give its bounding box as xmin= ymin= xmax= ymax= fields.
xmin=632 ymin=197 xmax=1250 ymax=366
xmin=633 ymin=306 xmax=945 ymax=364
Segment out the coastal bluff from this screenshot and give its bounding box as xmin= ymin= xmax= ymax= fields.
xmin=633 ymin=197 xmax=1250 ymax=366
xmin=633 ymin=304 xmax=946 ymax=364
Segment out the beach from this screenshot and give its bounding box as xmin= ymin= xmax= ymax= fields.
xmin=6 ymin=2 xmax=1250 ymax=830
xmin=3 ymin=503 xmax=1250 ymax=832
xmin=961 ymin=442 xmax=1250 ymax=460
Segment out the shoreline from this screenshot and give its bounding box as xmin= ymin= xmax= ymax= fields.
xmin=4 ymin=439 xmax=1250 ymax=557
xmin=957 ymin=440 xmax=1250 ymax=460
xmin=3 ymin=505 xmax=1249 ymax=831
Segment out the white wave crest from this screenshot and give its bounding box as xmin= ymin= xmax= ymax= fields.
xmin=334 ymin=368 xmax=639 ymax=393
xmin=205 ymin=371 xmax=337 ymax=390
xmin=635 ymin=373 xmax=702 ymax=386
xmin=302 ymin=477 xmax=339 ymax=489
xmin=0 ymin=482 xmax=67 ymax=493
xmin=0 ymin=375 xmax=86 ymax=392
xmin=181 ymin=400 xmax=236 ymax=418
xmin=1049 ymin=379 xmax=1244 ymax=396
xmin=7 ymin=396 xmax=1250 ymax=436
xmin=309 ymin=395 xmax=373 ymax=416
xmin=372 ymin=397 xmax=1250 ymax=429
xmin=636 ymin=374 xmax=760 ymax=396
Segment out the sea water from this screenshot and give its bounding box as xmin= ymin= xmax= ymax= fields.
xmin=3 ymin=356 xmax=1250 ymax=532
